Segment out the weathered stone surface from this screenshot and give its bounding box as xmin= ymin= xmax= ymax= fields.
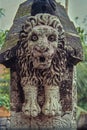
xmin=10 ymin=112 xmax=74 ymax=128
xmin=65 ymin=33 xmax=83 ymax=64
xmin=0 ymin=0 xmax=83 ymax=64
xmin=0 ymin=0 xmax=83 ymax=129
xmin=77 ymin=113 xmax=87 ymax=129
xmin=0 ymin=117 xmax=10 ymax=128
xmin=9 ymin=13 xmax=77 ymax=128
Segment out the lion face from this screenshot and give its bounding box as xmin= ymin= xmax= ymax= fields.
xmin=27 ymin=25 xmax=58 ymax=69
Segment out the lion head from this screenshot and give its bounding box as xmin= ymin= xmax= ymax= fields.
xmin=18 ymin=13 xmax=65 ymax=69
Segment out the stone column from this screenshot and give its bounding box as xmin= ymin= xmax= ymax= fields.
xmin=0 ymin=1 xmax=83 ymax=129
xmin=9 ymin=13 xmax=81 ymax=129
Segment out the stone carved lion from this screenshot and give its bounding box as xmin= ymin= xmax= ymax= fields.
xmin=16 ymin=13 xmax=67 ymax=117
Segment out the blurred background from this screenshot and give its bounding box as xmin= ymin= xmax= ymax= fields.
xmin=0 ymin=0 xmax=87 ymax=128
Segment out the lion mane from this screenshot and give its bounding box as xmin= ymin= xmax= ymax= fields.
xmin=16 ymin=13 xmax=67 ymax=86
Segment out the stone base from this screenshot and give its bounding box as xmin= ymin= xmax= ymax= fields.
xmin=10 ymin=111 xmax=76 ymax=129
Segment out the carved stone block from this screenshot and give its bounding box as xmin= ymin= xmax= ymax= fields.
xmin=10 ymin=13 xmax=77 ymax=128
xmin=0 ymin=0 xmax=83 ymax=129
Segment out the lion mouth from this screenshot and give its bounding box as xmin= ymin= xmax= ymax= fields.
xmin=39 ymin=56 xmax=46 ymax=63
xmin=32 ymin=55 xmax=51 ymax=69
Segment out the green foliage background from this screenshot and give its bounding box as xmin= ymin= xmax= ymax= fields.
xmin=0 ymin=67 xmax=10 ymax=110
xmin=76 ymin=25 xmax=87 ymax=112
xmin=0 ymin=8 xmax=10 ymax=110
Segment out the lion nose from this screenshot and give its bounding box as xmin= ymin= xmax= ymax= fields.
xmin=34 ymin=45 xmax=49 ymax=53
xmin=40 ymin=46 xmax=49 ymax=52
xmin=40 ymin=46 xmax=45 ymax=50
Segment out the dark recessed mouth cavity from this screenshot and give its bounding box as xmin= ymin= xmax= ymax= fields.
xmin=39 ymin=56 xmax=45 ymax=62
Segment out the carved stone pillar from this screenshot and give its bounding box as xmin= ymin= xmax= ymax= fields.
xmin=0 ymin=0 xmax=83 ymax=129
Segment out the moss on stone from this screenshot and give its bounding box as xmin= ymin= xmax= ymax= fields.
xmin=0 ymin=34 xmax=19 ymax=54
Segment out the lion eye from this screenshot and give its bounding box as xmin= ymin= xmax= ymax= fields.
xmin=48 ymin=35 xmax=56 ymax=42
xmin=30 ymin=34 xmax=38 ymax=41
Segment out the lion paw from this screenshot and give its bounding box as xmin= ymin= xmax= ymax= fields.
xmin=22 ymin=102 xmax=41 ymax=117
xmin=42 ymin=99 xmax=61 ymax=116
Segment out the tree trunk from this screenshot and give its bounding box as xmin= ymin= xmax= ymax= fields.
xmin=65 ymin=0 xmax=69 ymax=13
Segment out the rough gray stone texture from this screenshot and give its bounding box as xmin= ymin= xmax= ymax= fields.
xmin=0 ymin=0 xmax=83 ymax=63
xmin=0 ymin=0 xmax=83 ymax=129
xmin=10 ymin=112 xmax=75 ymax=128
xmin=0 ymin=117 xmax=10 ymax=129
